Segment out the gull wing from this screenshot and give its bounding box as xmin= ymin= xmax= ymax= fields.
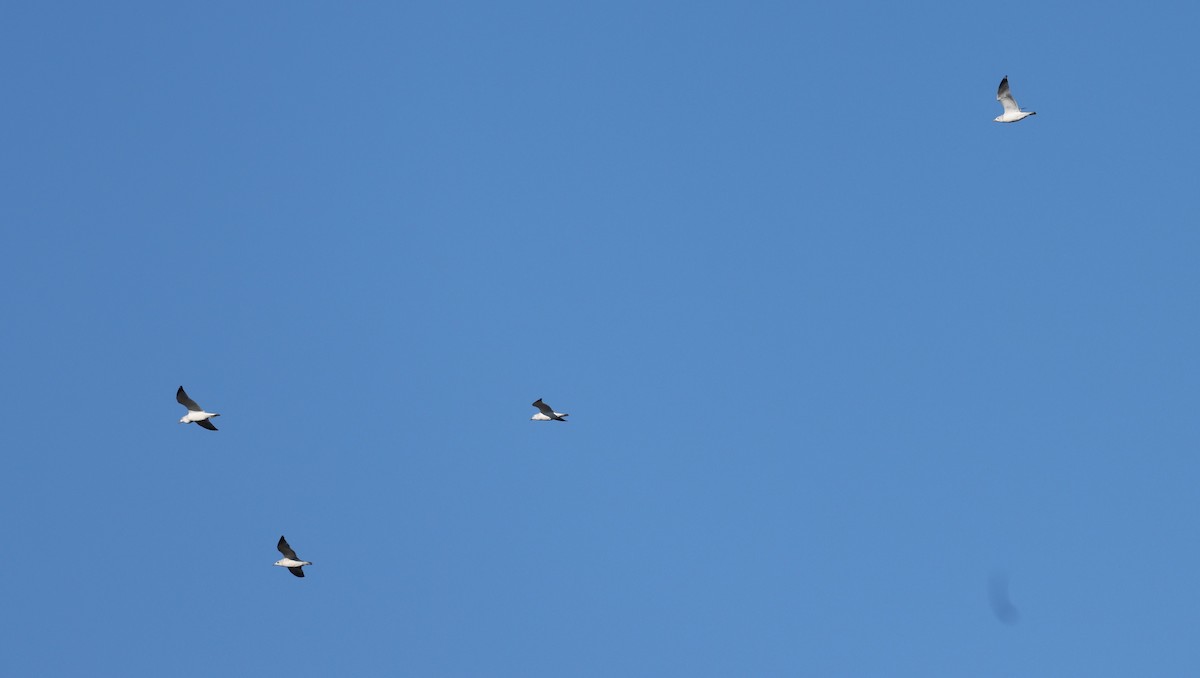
xmin=997 ymin=76 xmax=1021 ymax=115
xmin=176 ymin=386 xmax=202 ymax=412
xmin=532 ymin=399 xmax=556 ymax=417
xmin=196 ymin=419 xmax=218 ymax=431
xmin=288 ymin=567 xmax=305 ymax=578
xmin=277 ymin=535 xmax=300 ymax=560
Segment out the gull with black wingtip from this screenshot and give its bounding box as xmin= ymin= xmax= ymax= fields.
xmin=274 ymin=536 xmax=312 ymax=578
xmin=177 ymin=386 xmax=220 ymax=431
xmin=994 ymin=76 xmax=1036 ymax=123
xmin=531 ymin=398 xmax=569 ymax=422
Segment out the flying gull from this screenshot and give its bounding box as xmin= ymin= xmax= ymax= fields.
xmin=531 ymin=398 xmax=569 ymax=422
xmin=994 ymin=76 xmax=1036 ymax=123
xmin=274 ymin=535 xmax=312 ymax=577
xmin=177 ymin=386 xmax=220 ymax=431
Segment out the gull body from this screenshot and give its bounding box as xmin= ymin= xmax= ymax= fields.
xmin=531 ymin=398 xmax=569 ymax=422
xmin=274 ymin=536 xmax=311 ymax=577
xmin=994 ymin=76 xmax=1036 ymax=123
xmin=177 ymin=386 xmax=220 ymax=431
xmin=180 ymin=410 xmax=219 ymax=424
xmin=274 ymin=557 xmax=310 ymax=569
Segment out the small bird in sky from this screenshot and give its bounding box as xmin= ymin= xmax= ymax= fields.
xmin=177 ymin=386 xmax=220 ymax=431
xmin=531 ymin=398 xmax=569 ymax=422
xmin=994 ymin=76 xmax=1036 ymax=123
xmin=274 ymin=536 xmax=312 ymax=578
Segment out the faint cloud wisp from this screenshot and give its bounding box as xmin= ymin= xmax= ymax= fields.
xmin=988 ymin=572 xmax=1021 ymax=625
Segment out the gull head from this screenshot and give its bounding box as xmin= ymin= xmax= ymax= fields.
xmin=178 ymin=416 xmax=189 ymax=424
xmin=273 ymin=559 xmax=286 ymax=567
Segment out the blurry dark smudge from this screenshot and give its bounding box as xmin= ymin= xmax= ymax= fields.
xmin=988 ymin=572 xmax=1020 ymax=625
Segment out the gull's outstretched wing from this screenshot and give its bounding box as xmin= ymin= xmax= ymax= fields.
xmin=177 ymin=386 xmax=202 ymax=412
xmin=532 ymin=399 xmax=556 ymax=417
xmin=288 ymin=567 xmax=305 ymax=578
xmin=277 ymin=536 xmax=300 ymax=560
xmin=997 ymin=76 xmax=1021 ymax=115
xmin=196 ymin=419 xmax=218 ymax=431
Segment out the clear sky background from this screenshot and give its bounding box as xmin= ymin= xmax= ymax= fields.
xmin=2 ymin=1 xmax=1198 ymax=676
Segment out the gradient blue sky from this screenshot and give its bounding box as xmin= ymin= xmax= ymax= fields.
xmin=3 ymin=2 xmax=1199 ymax=676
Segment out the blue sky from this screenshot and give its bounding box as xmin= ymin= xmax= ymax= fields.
xmin=2 ymin=1 xmax=1199 ymax=675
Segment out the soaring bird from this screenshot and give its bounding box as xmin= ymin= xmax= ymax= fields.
xmin=177 ymin=386 xmax=220 ymax=431
xmin=531 ymin=398 xmax=569 ymax=422
xmin=274 ymin=536 xmax=312 ymax=578
xmin=994 ymin=76 xmax=1036 ymax=123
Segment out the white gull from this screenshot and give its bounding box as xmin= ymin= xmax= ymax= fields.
xmin=177 ymin=386 xmax=220 ymax=431
xmin=995 ymin=76 xmax=1036 ymax=123
xmin=274 ymin=536 xmax=312 ymax=578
